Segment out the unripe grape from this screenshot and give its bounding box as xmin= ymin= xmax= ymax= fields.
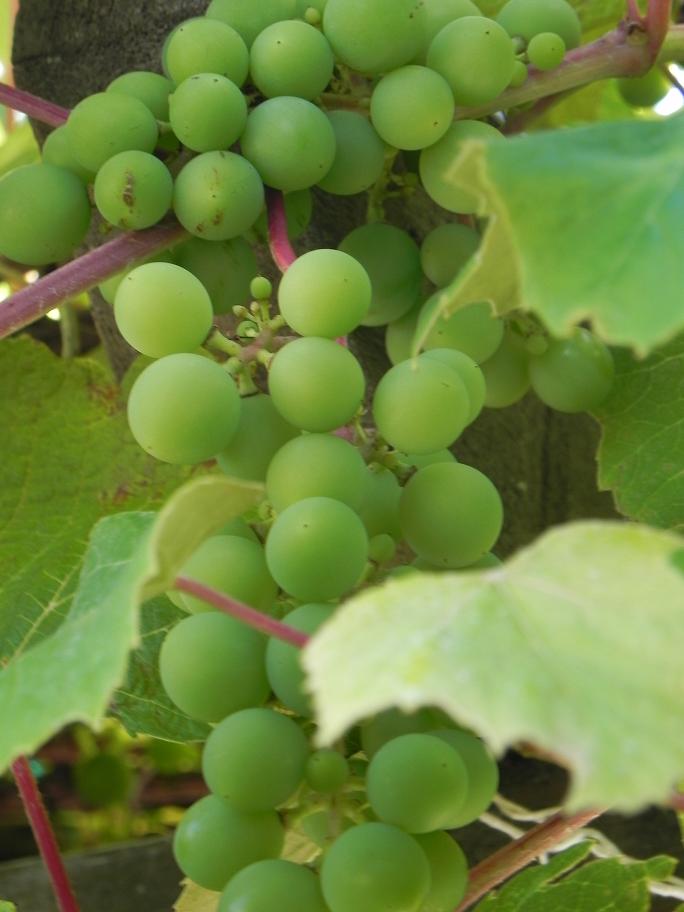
xmin=527 ymin=32 xmax=566 ymax=70
xmin=94 ymin=151 xmax=173 ymax=230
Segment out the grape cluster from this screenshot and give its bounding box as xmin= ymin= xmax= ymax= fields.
xmin=0 ymin=0 xmax=617 ymax=908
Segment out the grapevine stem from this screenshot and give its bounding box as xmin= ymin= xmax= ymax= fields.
xmin=453 ymin=808 xmax=604 ymax=911
xmin=174 ymin=577 xmax=310 ymax=648
xmin=626 ymin=0 xmax=646 ymax=24
xmin=266 ymin=189 xmax=297 ymax=273
xmin=11 ymin=756 xmax=81 ymax=912
xmin=0 ymin=81 xmax=69 ymax=126
xmin=647 ymin=0 xmax=673 ymax=57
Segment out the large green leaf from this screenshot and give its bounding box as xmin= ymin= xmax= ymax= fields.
xmin=595 ymin=334 xmax=684 ymax=533
xmin=422 ymin=116 xmax=684 ymax=356
xmin=304 ymin=521 xmax=684 ymax=811
xmin=174 ymin=881 xmax=219 ymax=912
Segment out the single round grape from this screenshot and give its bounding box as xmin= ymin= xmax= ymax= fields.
xmin=147 ymin=739 xmax=199 ymax=775
xmin=367 ymin=733 xmax=468 ymax=833
xmin=372 ymin=356 xmax=471 ymax=454
xmin=414 ymin=832 xmax=468 ymax=912
xmin=0 ymin=164 xmax=90 ymax=266
xmin=399 ymin=462 xmax=503 ymax=568
xmin=268 ymin=337 xmax=365 ymax=432
xmin=240 ymin=97 xmax=336 ymax=192
xmin=318 ymin=111 xmax=386 ymax=196
xmin=617 ymin=68 xmax=670 ymax=107
xmin=98 ymin=250 xmax=174 ymax=305
xmin=94 ymin=150 xmax=173 ymax=230
xmin=217 ymin=394 xmax=299 ymax=481
xmin=74 ymin=754 xmax=132 ymax=807
xmin=423 ymin=348 xmax=486 ymax=425
xmin=528 ymin=328 xmax=615 ymax=413
xmin=159 ymin=612 xmax=268 ymax=722
xmin=219 ymin=860 xmax=328 ymax=912
xmin=174 ymin=151 xmax=264 ymax=240
xmin=496 ymin=0 xmax=581 ymax=49
xmin=114 ymin=262 xmax=213 ymax=358
xmin=385 ymin=304 xmax=421 ymax=365
xmin=300 ymin=808 xmax=355 ymax=850
xmin=266 ymin=604 xmax=334 ymax=715
xmin=174 ymin=795 xmax=284 ymax=892
xmin=266 ymin=497 xmax=368 ymax=601
xmin=429 ymin=729 xmax=499 ymax=826
xmin=339 ymin=223 xmax=422 ymax=326
xmin=321 ymin=822 xmax=431 ymax=912
xmin=527 ymin=32 xmax=565 ymax=70
xmin=206 ymin=0 xmax=298 ymax=46
xmin=323 ymin=0 xmax=425 ymax=75
xmin=306 ymin=750 xmax=349 ymax=793
xmin=251 ymin=276 xmax=273 ymax=300
xmin=266 ymin=433 xmax=367 ymax=512
xmin=361 ymin=707 xmax=454 ymax=758
xmin=421 ymin=223 xmax=480 ymax=288
xmin=66 ymin=92 xmax=158 ymax=172
xmin=176 ymin=535 xmax=278 ymax=613
xmin=169 ymin=74 xmax=247 ymax=152
xmin=174 ymin=236 xmax=257 ymax=314
xmin=417 ymin=295 xmax=504 ymax=363
xmin=415 ymin=0 xmax=481 ymax=61
xmin=250 ymin=20 xmax=334 ymax=99
xmin=127 ymin=354 xmax=241 ymax=464
xmin=278 ymin=249 xmax=371 ymax=338
xmin=202 ymin=708 xmax=309 ymax=810
xmin=253 ymin=188 xmax=314 ymax=241
xmin=419 ymin=120 xmax=503 ymax=214
xmin=371 ymin=66 xmax=454 ymax=151
xmin=42 ymin=126 xmax=94 ymax=183
xmin=510 ymin=59 xmax=528 ymax=87
xmin=480 ymin=328 xmax=531 ymax=408
xmin=217 ymin=516 xmax=260 ymax=542
xmin=165 ymin=17 xmax=249 ymax=85
xmin=369 ymin=533 xmax=397 ymax=563
xmin=107 ymin=70 xmax=174 ymax=121
xmin=358 ymin=466 xmax=402 ymax=541
xmin=297 ymin=0 xmax=328 ymax=16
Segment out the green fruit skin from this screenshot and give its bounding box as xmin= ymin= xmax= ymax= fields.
xmin=528 ymin=328 xmax=615 ymax=413
xmin=66 ymin=92 xmax=158 ymax=172
xmin=420 ymin=223 xmax=480 ymax=288
xmin=42 ymin=126 xmax=95 ymax=183
xmin=107 ymin=70 xmax=174 ymax=121
xmin=95 ymin=151 xmax=173 ymax=230
xmin=306 ymin=750 xmax=350 ymax=793
xmin=174 ymin=235 xmax=257 ymax=315
xmin=414 ymin=832 xmax=469 ymax=912
xmin=206 ymin=0 xmax=298 ymax=47
xmin=358 ymin=465 xmax=403 ymax=541
xmin=361 ymin=707 xmax=454 ymax=757
xmin=165 ymin=17 xmax=249 ymax=86
xmin=218 ymin=859 xmax=328 ymax=912
xmin=527 ymin=32 xmax=566 ymax=71
xmin=417 ymin=295 xmax=504 ymax=364
xmin=217 ymin=394 xmax=299 ymax=482
xmin=422 ymin=348 xmax=486 ymax=425
xmin=415 ymin=0 xmax=481 ymax=61
xmin=370 ymin=65 xmax=455 ymax=151
xmin=169 ymin=74 xmax=248 ymax=152
xmin=496 ymin=0 xmax=581 ymax=49
xmin=480 ymin=328 xmax=531 ymax=408
xmin=250 ymin=20 xmax=334 ymax=100
xmin=318 ymin=111 xmax=386 ymax=196
xmin=385 ymin=303 xmax=421 ymax=365
xmin=617 ymin=68 xmax=670 ymax=108
xmin=429 ymin=729 xmax=500 ymax=826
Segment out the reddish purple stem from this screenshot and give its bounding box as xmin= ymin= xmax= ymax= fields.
xmin=266 ymin=189 xmax=297 ymax=273
xmin=174 ymin=577 xmax=310 ymax=649
xmin=11 ymin=756 xmax=80 ymax=912
xmin=0 ymin=81 xmax=69 ymax=127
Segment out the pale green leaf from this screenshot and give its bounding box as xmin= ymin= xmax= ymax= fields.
xmin=282 ymin=827 xmax=322 ymax=865
xmin=304 ymin=521 xmax=684 ymax=811
xmin=174 ymin=880 xmax=219 ymax=912
xmin=0 ymin=122 xmax=40 ymax=176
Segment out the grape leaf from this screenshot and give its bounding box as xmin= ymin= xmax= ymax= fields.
xmin=423 ymin=116 xmax=684 ymax=356
xmin=174 ymin=880 xmax=219 ymax=912
xmin=595 ymin=334 xmax=684 ymax=533
xmin=304 ymin=521 xmax=684 ymax=811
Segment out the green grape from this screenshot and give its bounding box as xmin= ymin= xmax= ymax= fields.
xmin=66 ymin=92 xmax=158 ymax=172
xmin=369 ymin=533 xmax=397 ymax=563
xmin=159 ymin=612 xmax=268 ymax=722
xmin=527 ymin=32 xmax=565 ymax=70
xmin=617 ymin=68 xmax=670 ymax=107
xmin=496 ymin=0 xmax=581 ymax=49
xmin=339 ymin=224 xmax=422 ymax=326
xmin=278 ymin=249 xmax=371 ymax=338
xmin=206 ymin=0 xmax=298 ymax=46
xmin=480 ymin=328 xmax=530 ymax=408
xmin=358 ymin=465 xmax=402 ymax=541
xmin=399 ymin=462 xmax=503 ymax=568
xmin=165 ymin=17 xmax=249 ymax=85
xmin=176 ymin=535 xmax=278 ymax=613
xmin=202 ymin=707 xmax=309 ymax=810
xmin=174 ymin=236 xmax=257 ymax=314
xmin=416 ymin=295 xmax=504 ymax=363
xmin=466 ymin=551 xmax=501 ymax=569
xmin=174 ymin=151 xmax=264 ymax=240
xmin=423 ymin=348 xmax=486 ymax=425
xmin=240 ymin=97 xmax=336 ymax=192
xmin=0 ymin=164 xmax=90 ymax=266
xmin=74 ymin=754 xmax=132 ymax=807
xmin=42 ymin=126 xmax=94 ymax=183
xmin=297 ymin=0 xmax=328 ymax=15
xmin=268 ymin=337 xmax=365 ymax=431
xmin=429 ymin=729 xmax=499 ymax=826
xmin=323 ymin=0 xmax=426 ymax=75
xmin=367 ymin=733 xmax=468 ymax=833
xmin=174 ymin=795 xmax=284 ymax=892
xmin=397 ymin=449 xmax=456 ymax=470
xmin=510 ymin=59 xmax=529 ymax=87
xmin=266 ymin=433 xmax=367 ymax=511
xmin=169 ymin=74 xmax=247 ymax=152
xmin=147 ymin=739 xmax=199 ymax=775
xmin=321 ymin=822 xmax=431 ymax=912
xmin=266 ymin=604 xmax=334 ymax=715
xmin=217 ymin=394 xmax=299 ymax=481
xmin=371 ymin=66 xmax=454 ymax=151
xmin=306 ymin=750 xmax=349 ymax=793
xmin=114 ymin=262 xmax=212 ymax=358
xmin=385 ymin=303 xmax=421 ymax=365
xmin=107 ymin=70 xmax=174 ymax=121
xmin=420 ymin=223 xmax=480 ymax=288
xmin=251 ymin=276 xmax=273 ymax=300
xmin=219 ymin=860 xmax=328 ymax=912
xmin=253 ymin=188 xmax=314 ymax=241
xmin=361 ymin=707 xmax=453 ymax=758
xmin=301 ymin=808 xmax=354 ymax=849
xmin=414 ymin=832 xmax=468 ymax=912
xmin=250 ymin=20 xmax=334 ymax=99
xmin=318 ymin=111 xmax=386 ymax=196
xmin=528 ymin=328 xmax=614 ymax=413
xmin=415 ymin=0 xmax=481 ymax=61
xmin=372 ymin=356 xmax=471 ymax=454
xmin=94 ymin=151 xmax=173 ymax=230
xmin=265 ymin=497 xmax=368 ymax=601
xmin=217 ymin=516 xmax=260 ymax=542
xmin=427 ymin=17 xmax=515 ymax=106
xmin=98 ymin=250 xmax=174 ymax=305
xmin=127 ymin=353 xmax=241 ymax=464
xmin=419 ymin=120 xmax=503 ymax=214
